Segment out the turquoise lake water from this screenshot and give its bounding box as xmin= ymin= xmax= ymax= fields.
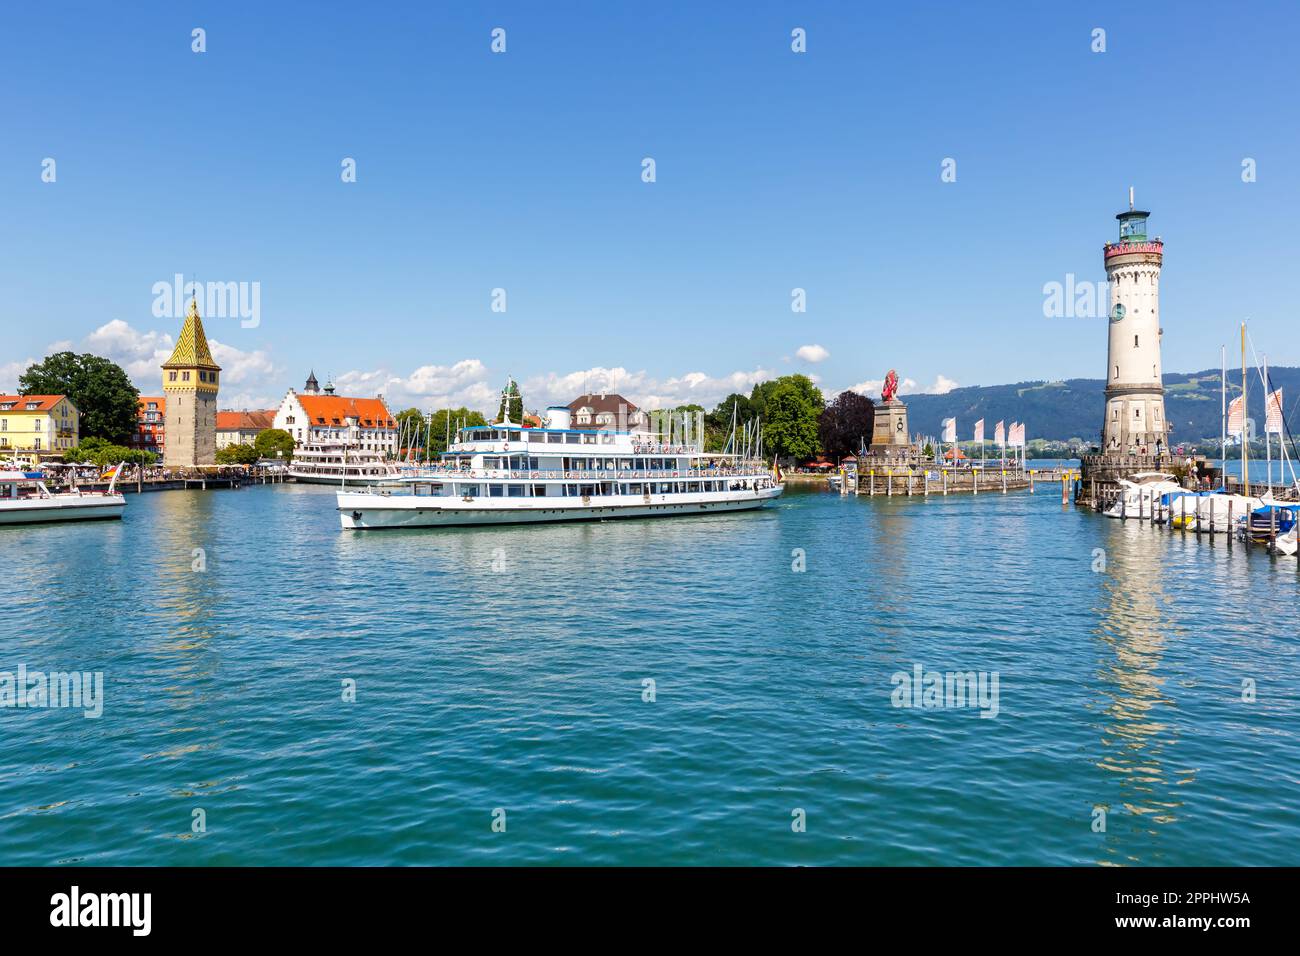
xmin=1 ymin=481 xmax=1297 ymax=866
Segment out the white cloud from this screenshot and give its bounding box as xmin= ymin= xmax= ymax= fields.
xmin=74 ymin=320 xmax=281 ymax=407
xmin=0 ymin=358 xmax=36 ymax=393
xmin=335 ymin=359 xmax=497 ymax=412
xmin=520 ymin=366 xmax=779 ymax=413
xmin=842 ymin=374 xmax=959 ymax=400
xmin=795 ymin=344 xmax=829 ymax=363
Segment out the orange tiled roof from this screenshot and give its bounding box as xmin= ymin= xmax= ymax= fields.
xmin=0 ymin=394 xmax=68 ymax=412
xmin=138 ymin=395 xmax=166 ymax=413
xmin=297 ymin=394 xmax=394 ymax=428
xmin=216 ymin=410 xmax=275 ymax=432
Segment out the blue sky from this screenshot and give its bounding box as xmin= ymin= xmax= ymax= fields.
xmin=2 ymin=1 xmax=1297 ymax=413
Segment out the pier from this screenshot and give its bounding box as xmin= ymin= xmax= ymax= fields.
xmin=843 ymin=464 xmax=1080 ymax=499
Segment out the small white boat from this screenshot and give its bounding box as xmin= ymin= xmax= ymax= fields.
xmin=1163 ymin=491 xmax=1262 ymax=533
xmin=1104 ymin=472 xmax=1182 ymax=519
xmin=0 ymin=469 xmax=126 ymax=525
xmin=1275 ymin=526 xmax=1297 ymax=556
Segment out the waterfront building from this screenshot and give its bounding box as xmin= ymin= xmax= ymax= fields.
xmin=567 ymin=392 xmax=650 ymax=431
xmin=216 ymin=409 xmax=275 ymax=448
xmin=133 ymin=396 xmax=165 ymax=455
xmin=272 ymin=381 xmax=397 ymax=454
xmin=1102 ymin=191 xmax=1170 ymax=455
xmin=0 ymin=395 xmax=79 ymax=461
xmin=162 ymin=296 xmax=221 ymax=467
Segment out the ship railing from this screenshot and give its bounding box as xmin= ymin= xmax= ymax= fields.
xmin=400 ymin=467 xmax=771 ymax=481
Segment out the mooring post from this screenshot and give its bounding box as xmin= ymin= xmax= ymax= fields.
xmin=973 ymin=469 xmax=978 ymax=496
xmin=1228 ymin=499 xmax=1234 ymax=549
xmin=1029 ymin=470 xmax=1035 ymax=494
xmin=869 ymin=470 xmax=875 ymax=497
xmin=923 ymin=471 xmax=929 ymax=496
xmin=1271 ymin=507 xmax=1278 ymax=554
xmin=887 ymin=469 xmax=892 ymax=497
xmin=1001 ymin=469 xmax=1007 ymax=495
xmin=942 ymin=469 xmax=948 ymax=495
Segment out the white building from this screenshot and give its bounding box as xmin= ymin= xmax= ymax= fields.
xmin=273 ymin=374 xmax=397 ymax=454
xmin=1102 ymin=192 xmax=1170 ymax=455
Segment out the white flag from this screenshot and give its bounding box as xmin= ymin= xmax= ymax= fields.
xmin=973 ymin=418 xmax=984 ymax=443
xmin=1266 ymin=388 xmax=1284 ymax=434
xmin=941 ymin=418 xmax=957 ymax=443
xmin=1008 ymin=422 xmax=1025 ymax=447
xmin=1227 ymin=395 xmax=1246 ymax=437
xmin=994 ymin=420 xmax=1005 ymax=447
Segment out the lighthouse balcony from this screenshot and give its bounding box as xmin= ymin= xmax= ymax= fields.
xmin=1103 ymin=239 xmax=1163 ymax=260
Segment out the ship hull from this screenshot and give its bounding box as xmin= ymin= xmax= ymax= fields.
xmin=338 ymin=487 xmax=783 ymax=529
xmin=0 ymin=496 xmax=126 ymax=526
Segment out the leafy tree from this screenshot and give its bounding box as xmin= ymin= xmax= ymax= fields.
xmin=818 ymin=390 xmax=875 ymax=460
xmin=495 ymin=378 xmax=523 ymax=424
xmin=19 ymin=352 xmax=140 ymax=444
xmin=253 ymin=428 xmax=296 ymax=460
xmin=216 ymin=443 xmax=260 ymax=465
xmin=427 ymin=407 xmax=488 ymax=456
xmin=761 ymin=378 xmax=823 ymax=460
xmin=65 ymin=442 xmax=154 ymax=468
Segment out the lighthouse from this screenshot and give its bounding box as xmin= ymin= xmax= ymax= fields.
xmin=1101 ymin=190 xmax=1169 ymax=456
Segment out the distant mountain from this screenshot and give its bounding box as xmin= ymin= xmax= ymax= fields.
xmin=897 ymin=367 xmax=1300 ymax=445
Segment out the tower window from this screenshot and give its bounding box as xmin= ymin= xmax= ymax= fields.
xmin=1114 ymin=365 xmax=1119 ymax=379
xmin=1134 ymin=335 xmax=1139 ymax=347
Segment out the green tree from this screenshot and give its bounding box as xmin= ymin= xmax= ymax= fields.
xmin=494 ymin=378 xmax=523 ymax=424
xmin=253 ymin=428 xmax=296 ymax=460
xmin=19 ymin=352 xmax=140 ymax=444
xmin=216 ymin=443 xmax=260 ymax=465
xmin=427 ymin=407 xmax=488 ymax=456
xmin=65 ymin=441 xmax=154 ymax=468
xmin=760 ymin=377 xmax=824 ymax=460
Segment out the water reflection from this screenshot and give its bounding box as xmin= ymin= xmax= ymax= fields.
xmin=1092 ymin=522 xmax=1192 ymax=863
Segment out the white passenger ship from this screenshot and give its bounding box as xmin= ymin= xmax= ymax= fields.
xmin=288 ymin=442 xmax=404 ymax=486
xmin=337 ymin=407 xmax=782 ymax=529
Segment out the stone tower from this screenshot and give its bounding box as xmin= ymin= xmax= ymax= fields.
xmin=1102 ymin=191 xmax=1169 ymax=455
xmin=162 ymin=296 xmax=221 ymax=467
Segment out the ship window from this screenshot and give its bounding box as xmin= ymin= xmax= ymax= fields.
xmin=507 ymin=485 xmax=525 ymax=497
xmin=533 ymin=485 xmax=546 ymax=497
xmin=488 ymin=484 xmax=504 ymax=497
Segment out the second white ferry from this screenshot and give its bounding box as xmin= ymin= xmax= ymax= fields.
xmin=337 ymin=406 xmax=782 ymax=529
xmin=288 ymin=442 xmax=404 ymax=486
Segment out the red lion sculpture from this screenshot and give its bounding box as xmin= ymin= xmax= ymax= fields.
xmin=881 ymin=369 xmax=899 ymax=403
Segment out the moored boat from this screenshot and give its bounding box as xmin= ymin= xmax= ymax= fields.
xmin=287 ymin=442 xmax=404 ymax=486
xmin=0 ymin=468 xmax=126 ymax=525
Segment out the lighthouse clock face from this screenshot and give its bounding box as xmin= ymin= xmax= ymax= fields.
xmin=1110 ymin=303 xmax=1126 ymax=323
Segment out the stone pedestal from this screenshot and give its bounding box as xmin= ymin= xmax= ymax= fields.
xmin=868 ymin=399 xmax=911 ymax=458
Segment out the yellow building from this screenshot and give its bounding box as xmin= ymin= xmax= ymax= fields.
xmin=0 ymin=394 xmax=80 ymax=462
xmin=163 ymin=295 xmax=221 ymax=467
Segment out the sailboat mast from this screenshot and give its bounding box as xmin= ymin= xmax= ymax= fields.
xmin=1220 ymin=344 xmax=1227 ymax=478
xmin=1241 ymin=322 xmax=1250 ymax=496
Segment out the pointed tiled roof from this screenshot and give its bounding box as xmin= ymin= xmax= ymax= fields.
xmin=163 ymin=297 xmax=221 ymax=370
